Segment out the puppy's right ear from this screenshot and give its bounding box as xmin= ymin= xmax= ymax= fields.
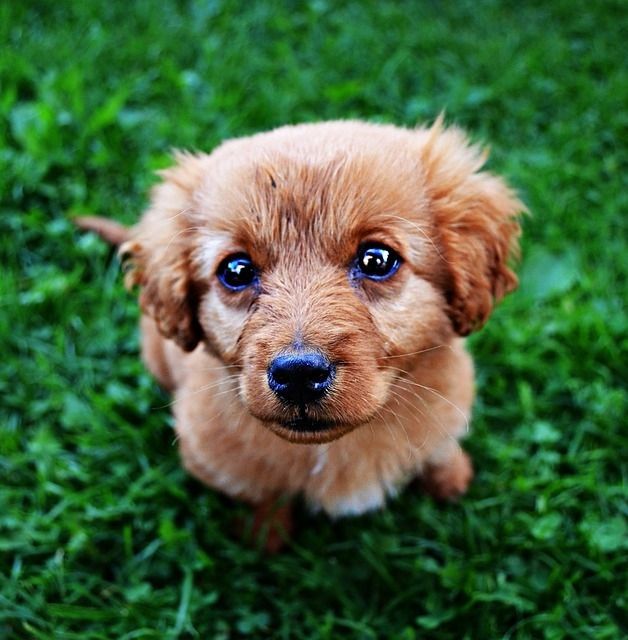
xmin=419 ymin=119 xmax=525 ymax=336
xmin=122 ymin=152 xmax=207 ymax=352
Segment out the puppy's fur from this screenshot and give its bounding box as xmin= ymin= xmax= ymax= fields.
xmin=80 ymin=119 xmax=523 ymax=525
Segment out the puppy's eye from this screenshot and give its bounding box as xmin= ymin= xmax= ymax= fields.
xmin=355 ymin=243 xmax=401 ymax=280
xmin=216 ymin=253 xmax=258 ymax=291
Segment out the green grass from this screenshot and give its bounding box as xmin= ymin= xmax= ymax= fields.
xmin=1 ymin=1 xmax=626 ymax=638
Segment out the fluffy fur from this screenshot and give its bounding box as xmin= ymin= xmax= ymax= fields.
xmin=81 ymin=118 xmax=523 ymax=530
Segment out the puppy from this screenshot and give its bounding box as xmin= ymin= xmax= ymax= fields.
xmin=77 ymin=118 xmax=523 ymax=548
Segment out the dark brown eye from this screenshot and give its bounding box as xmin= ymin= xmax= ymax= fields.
xmin=354 ymin=244 xmax=401 ymax=280
xmin=216 ymin=253 xmax=258 ymax=291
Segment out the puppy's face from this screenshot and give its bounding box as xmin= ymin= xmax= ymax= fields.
xmin=194 ymin=154 xmax=452 ymax=443
xmin=127 ymin=122 xmax=522 ymax=443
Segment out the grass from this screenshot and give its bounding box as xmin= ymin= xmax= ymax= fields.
xmin=1 ymin=1 xmax=626 ymax=638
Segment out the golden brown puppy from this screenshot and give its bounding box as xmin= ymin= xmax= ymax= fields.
xmin=77 ymin=118 xmax=523 ymax=548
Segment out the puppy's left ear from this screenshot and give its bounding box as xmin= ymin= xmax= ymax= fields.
xmin=420 ymin=120 xmax=525 ymax=336
xmin=120 ymin=152 xmax=207 ymax=352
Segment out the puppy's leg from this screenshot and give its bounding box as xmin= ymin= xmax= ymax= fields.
xmin=422 ymin=443 xmax=474 ymax=501
xmin=232 ymin=499 xmax=295 ymax=554
xmin=242 ymin=498 xmax=294 ymax=554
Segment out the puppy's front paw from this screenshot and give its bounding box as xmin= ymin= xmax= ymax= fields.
xmin=236 ymin=498 xmax=294 ymax=554
xmin=422 ymin=448 xmax=474 ymax=501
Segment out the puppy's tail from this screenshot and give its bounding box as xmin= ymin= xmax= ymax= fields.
xmin=73 ymin=215 xmax=129 ymax=246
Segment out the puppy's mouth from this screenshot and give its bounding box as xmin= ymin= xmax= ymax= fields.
xmin=267 ymin=416 xmax=357 ymax=444
xmin=284 ymin=415 xmax=333 ymax=432
xmin=252 ymin=401 xmax=357 ymax=443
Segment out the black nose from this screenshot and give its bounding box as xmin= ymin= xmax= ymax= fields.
xmin=267 ymin=352 xmax=334 ymax=405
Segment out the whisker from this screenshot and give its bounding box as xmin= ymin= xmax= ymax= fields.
xmin=170 ymin=387 xmax=248 ymax=433
xmin=390 ymin=376 xmax=469 ymax=434
xmin=380 ymin=344 xmax=454 ymax=360
xmin=161 ymin=225 xmax=207 ymax=254
xmin=387 ymin=214 xmax=448 ymax=263
xmin=388 ymin=379 xmax=467 ymax=454
xmin=378 ymin=389 xmax=430 ymax=460
xmin=382 ymin=366 xmax=470 ymax=435
xmin=196 ymin=363 xmax=242 ymax=373
xmin=165 ymin=206 xmax=197 ymax=223
xmin=153 ymin=374 xmax=241 ymax=410
xmin=381 ymin=398 xmax=413 ymax=456
xmin=209 ymin=385 xmax=244 ymax=400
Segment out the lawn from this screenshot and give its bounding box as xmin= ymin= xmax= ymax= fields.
xmin=1 ymin=1 xmax=626 ymax=638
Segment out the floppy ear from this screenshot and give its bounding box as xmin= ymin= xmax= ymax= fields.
xmin=419 ymin=120 xmax=525 ymax=336
xmin=121 ymin=152 xmax=207 ymax=352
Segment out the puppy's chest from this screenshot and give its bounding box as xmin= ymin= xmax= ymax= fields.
xmin=175 ymin=393 xmax=421 ymax=516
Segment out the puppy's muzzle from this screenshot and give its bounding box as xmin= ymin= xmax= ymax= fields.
xmin=267 ymin=352 xmax=335 ymax=406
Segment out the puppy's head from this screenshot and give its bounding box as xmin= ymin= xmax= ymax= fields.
xmin=124 ymin=120 xmax=523 ymax=443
